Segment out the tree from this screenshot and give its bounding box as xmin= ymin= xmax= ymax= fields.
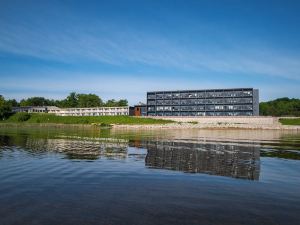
xmin=117 ymin=99 xmax=128 ymax=106
xmin=56 ymin=92 xmax=78 ymax=108
xmin=20 ymin=97 xmax=52 ymax=106
xmin=77 ymin=94 xmax=103 ymax=107
xmin=105 ymin=99 xmax=117 ymax=107
xmin=6 ymin=99 xmax=19 ymax=107
xmin=0 ymin=95 xmax=12 ymax=120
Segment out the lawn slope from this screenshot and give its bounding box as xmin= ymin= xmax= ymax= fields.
xmin=2 ymin=113 xmax=174 ymax=125
xmin=279 ymin=118 xmax=300 ymax=126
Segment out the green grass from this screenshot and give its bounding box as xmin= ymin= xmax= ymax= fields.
xmin=279 ymin=118 xmax=300 ymax=125
xmin=2 ymin=113 xmax=174 ymax=125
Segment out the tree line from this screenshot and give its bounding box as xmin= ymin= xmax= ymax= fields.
xmin=6 ymin=92 xmax=128 ymax=108
xmin=259 ymin=97 xmax=300 ymax=116
xmin=0 ymin=92 xmax=128 ymax=120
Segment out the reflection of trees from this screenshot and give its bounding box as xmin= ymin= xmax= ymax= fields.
xmin=143 ymin=140 xmax=260 ymax=180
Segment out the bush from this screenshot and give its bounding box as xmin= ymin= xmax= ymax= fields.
xmin=15 ymin=113 xmax=31 ymax=122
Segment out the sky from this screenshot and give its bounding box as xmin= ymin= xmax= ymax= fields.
xmin=1 ymin=0 xmax=300 ymax=105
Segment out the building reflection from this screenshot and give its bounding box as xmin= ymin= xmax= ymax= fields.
xmin=0 ymin=134 xmax=260 ymax=180
xmin=0 ymin=135 xmax=128 ymax=160
xmin=140 ymin=140 xmax=260 ymax=180
xmin=26 ymin=138 xmax=129 ymax=160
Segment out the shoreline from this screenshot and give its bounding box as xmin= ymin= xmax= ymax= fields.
xmin=1 ymin=122 xmax=300 ymax=130
xmin=112 ymin=123 xmax=300 ymax=130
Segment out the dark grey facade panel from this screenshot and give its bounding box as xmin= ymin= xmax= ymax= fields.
xmin=146 ymin=88 xmax=259 ymax=116
xmin=253 ymin=89 xmax=259 ymax=116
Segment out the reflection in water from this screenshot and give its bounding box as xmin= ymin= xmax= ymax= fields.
xmin=0 ymin=126 xmax=300 ymax=225
xmin=143 ymin=140 xmax=260 ymax=180
xmin=0 ymin=134 xmax=261 ymax=180
xmin=28 ymin=138 xmax=128 ymax=160
xmin=1 ymin=127 xmax=300 ymax=225
xmin=2 ymin=127 xmax=300 ymax=180
xmin=0 ymin=135 xmax=128 ymax=160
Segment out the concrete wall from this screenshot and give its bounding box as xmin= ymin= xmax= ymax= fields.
xmin=148 ymin=116 xmax=277 ymax=125
xmin=253 ymin=89 xmax=259 ymax=116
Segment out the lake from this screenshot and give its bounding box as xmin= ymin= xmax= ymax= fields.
xmin=0 ymin=125 xmax=300 ymax=225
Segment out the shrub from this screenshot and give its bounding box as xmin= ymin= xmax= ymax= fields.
xmin=15 ymin=112 xmax=31 ymax=122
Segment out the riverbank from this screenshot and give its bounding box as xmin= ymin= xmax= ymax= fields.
xmin=112 ymin=116 xmax=300 ymax=130
xmin=1 ymin=113 xmax=173 ymax=125
xmin=1 ymin=113 xmax=300 ymax=130
xmin=112 ymin=123 xmax=300 ymax=130
xmin=1 ymin=121 xmax=300 ymax=130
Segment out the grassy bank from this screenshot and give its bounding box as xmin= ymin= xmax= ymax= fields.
xmin=1 ymin=113 xmax=174 ymax=125
xmin=279 ymin=118 xmax=300 ymax=126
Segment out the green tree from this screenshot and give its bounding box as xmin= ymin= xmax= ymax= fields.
xmin=117 ymin=99 xmax=128 ymax=106
xmin=64 ymin=92 xmax=79 ymax=107
xmin=0 ymin=95 xmax=12 ymax=120
xmin=77 ymin=94 xmax=103 ymax=107
xmin=6 ymin=99 xmax=19 ymax=107
xmin=105 ymin=99 xmax=117 ymax=107
xmin=260 ymin=98 xmax=300 ymax=116
xmin=20 ymin=97 xmax=52 ymax=106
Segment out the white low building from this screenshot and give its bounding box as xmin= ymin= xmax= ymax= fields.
xmin=56 ymin=107 xmax=129 ymax=116
xmin=13 ymin=106 xmax=61 ymax=113
xmin=12 ymin=106 xmax=129 ymax=116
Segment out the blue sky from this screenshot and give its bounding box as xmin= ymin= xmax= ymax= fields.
xmin=1 ymin=0 xmax=300 ymax=104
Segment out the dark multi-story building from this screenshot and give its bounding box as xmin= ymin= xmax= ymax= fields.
xmin=147 ymin=88 xmax=259 ymax=116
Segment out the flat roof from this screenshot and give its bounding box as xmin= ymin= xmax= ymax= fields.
xmin=147 ymin=88 xmax=257 ymax=94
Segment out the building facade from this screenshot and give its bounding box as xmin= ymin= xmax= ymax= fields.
xmin=12 ymin=106 xmax=61 ymax=113
xmin=147 ymin=88 xmax=259 ymax=116
xmin=57 ymin=107 xmax=129 ymax=116
xmin=12 ymin=106 xmax=129 ymax=116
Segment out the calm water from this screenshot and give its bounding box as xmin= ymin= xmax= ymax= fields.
xmin=0 ymin=126 xmax=300 ymax=225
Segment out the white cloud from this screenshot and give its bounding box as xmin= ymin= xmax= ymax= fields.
xmin=0 ymin=70 xmax=225 ymax=104
xmin=1 ymin=14 xmax=300 ymax=81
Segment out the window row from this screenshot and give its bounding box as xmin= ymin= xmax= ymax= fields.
xmin=148 ymin=98 xmax=253 ymax=105
xmin=148 ymin=111 xmax=254 ymax=116
xmin=147 ymin=91 xmax=253 ymax=99
xmin=148 ymin=105 xmax=253 ymax=112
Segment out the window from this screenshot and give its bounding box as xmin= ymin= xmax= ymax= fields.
xmin=173 ymin=93 xmax=180 ymax=98
xmin=180 ymin=92 xmax=189 ymax=98
xmin=148 ymin=106 xmax=155 ymax=111
xmin=197 ymin=92 xmax=205 ymax=98
xmin=215 ymin=105 xmax=224 ymax=110
xmin=165 ymin=93 xmax=172 ymax=99
xmin=148 ymin=100 xmax=155 ymax=105
xmin=156 ymin=94 xmax=164 ymax=99
xmin=188 ymin=92 xmax=197 ymax=98
xmin=172 ymin=99 xmax=180 ymax=105
xmin=156 ymin=100 xmax=164 ymax=105
xmin=148 ymin=94 xmax=156 ymax=99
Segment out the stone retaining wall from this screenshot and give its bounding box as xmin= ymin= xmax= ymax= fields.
xmin=147 ymin=116 xmax=278 ymax=125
